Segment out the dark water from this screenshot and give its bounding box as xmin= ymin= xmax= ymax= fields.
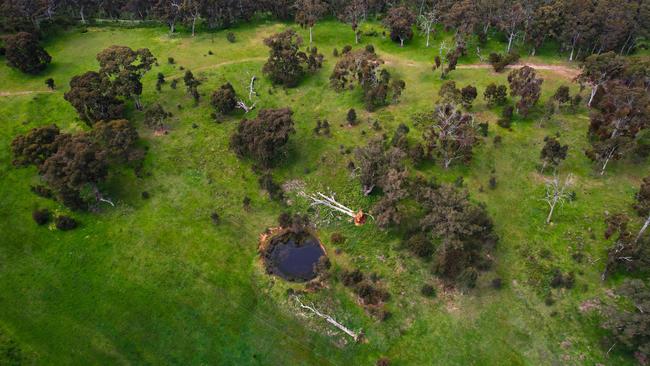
xmin=270 ymin=236 xmax=325 ymax=281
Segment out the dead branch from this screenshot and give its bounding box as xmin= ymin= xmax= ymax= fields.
xmin=292 ymin=295 xmax=362 ymax=342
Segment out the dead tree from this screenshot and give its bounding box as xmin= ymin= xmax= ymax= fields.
xmin=236 ymin=75 xmax=258 ymax=113
xmin=303 ymin=191 xmax=370 ymax=225
xmin=636 ymin=214 xmax=650 ymax=243
xmin=543 ymin=173 xmax=574 ymax=224
xmin=292 ymin=295 xmax=362 ymax=342
xmin=417 ymin=10 xmax=438 ymax=48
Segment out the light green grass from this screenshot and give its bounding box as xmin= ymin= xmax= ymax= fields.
xmin=0 ymin=20 xmax=647 ymax=365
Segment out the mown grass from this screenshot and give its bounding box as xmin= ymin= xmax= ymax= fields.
xmin=0 ymin=19 xmax=647 ymax=365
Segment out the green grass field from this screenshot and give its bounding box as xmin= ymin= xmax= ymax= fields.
xmin=0 ymin=19 xmax=647 ymax=365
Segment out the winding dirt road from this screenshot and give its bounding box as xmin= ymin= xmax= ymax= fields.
xmin=0 ymin=59 xmax=579 ymax=97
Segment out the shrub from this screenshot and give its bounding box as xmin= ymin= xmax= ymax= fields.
xmin=210 ymin=212 xmax=220 ymax=225
xmin=167 ymin=57 xmax=175 ymax=64
xmin=211 ymin=82 xmax=237 ymax=115
xmin=404 ymin=233 xmax=434 ymax=258
xmin=491 ymin=278 xmax=503 ymax=289
xmin=331 ymin=232 xmax=345 ymax=244
xmin=332 ymin=48 xmax=339 ymax=57
xmin=226 ymin=32 xmax=236 ymax=43
xmin=347 ymin=108 xmax=357 ymax=125
xmin=55 ymin=215 xmax=78 ymax=231
xmin=489 ymin=52 xmax=519 ymax=72
xmin=421 ymin=284 xmax=436 ymax=297
xmin=278 ymin=212 xmax=292 ymax=228
xmin=340 ymin=268 xmax=364 ymax=287
xmin=497 ymin=106 xmax=514 ymax=128
xmin=258 ymin=173 xmax=284 ymax=201
xmin=45 ymin=78 xmax=55 ymax=90
xmin=32 ymin=208 xmax=51 ymax=225
xmin=141 ymin=191 xmax=150 ymax=199
xmin=376 ymin=357 xmax=391 ymax=366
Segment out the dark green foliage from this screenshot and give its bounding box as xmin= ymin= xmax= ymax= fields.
xmin=549 ymin=269 xmax=575 ymax=289
xmin=404 ymin=233 xmax=434 ymax=258
xmin=354 ymin=138 xmax=405 ymax=195
xmin=32 ymin=208 xmax=51 ymax=225
xmin=91 ymin=119 xmax=140 ymax=163
xmin=416 ymin=104 xmax=478 ymax=169
xmin=508 ymin=66 xmax=543 ymax=117
xmin=211 ymin=82 xmax=237 ymax=115
xmin=183 ymin=70 xmax=201 ymax=103
xmin=143 ymin=103 xmax=170 ymax=131
xmin=408 ymin=143 xmax=425 ymax=164
xmin=11 ymin=124 xmax=60 ymax=166
xmin=227 ymin=32 xmax=236 ymax=43
xmin=230 ymin=108 xmax=295 ymax=168
xmin=416 ymin=184 xmax=497 ymax=284
xmin=460 ymin=85 xmax=478 ymax=109
xmin=278 ymin=212 xmax=292 ymax=228
xmin=498 ymin=106 xmax=514 ymax=128
xmin=372 ymin=168 xmax=409 ymax=228
xmin=64 ymin=71 xmax=125 ymax=125
xmin=210 ymin=212 xmax=220 ymax=225
xmin=347 ymin=108 xmax=357 ymax=125
xmin=55 ymin=215 xmax=78 ymax=230
xmin=3 ymin=32 xmax=51 ymax=74
xmin=258 ymin=173 xmax=284 ymax=201
xmin=602 ymin=279 xmax=650 ymax=364
xmin=635 ymin=177 xmax=650 ymax=217
xmin=262 ymin=30 xmax=323 ymax=87
xmin=45 ymin=78 xmax=55 ymax=90
xmin=38 ymin=134 xmax=108 ymax=210
xmin=586 ymin=81 xmax=649 ymax=174
xmin=483 ymin=83 xmax=508 ymax=107
xmin=96 ymin=45 xmax=156 ymax=110
xmin=438 ymin=80 xmax=461 ymax=105
xmin=553 ymin=85 xmax=571 ymax=105
xmin=330 ymin=48 xmax=404 ymax=111
xmin=478 ymin=122 xmax=489 ymax=137
xmin=383 ymin=6 xmax=416 ymax=47
xmin=540 ymin=136 xmax=568 ymax=171
xmin=488 ymin=52 xmax=519 ymax=72
xmin=420 ymin=284 xmax=436 ymax=297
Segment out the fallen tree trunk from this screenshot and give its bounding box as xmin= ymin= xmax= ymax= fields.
xmin=292 ymin=295 xmax=362 ymax=342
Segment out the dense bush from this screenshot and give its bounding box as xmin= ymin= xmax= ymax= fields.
xmin=32 ymin=208 xmax=51 ymax=225
xmin=55 ymin=215 xmax=78 ymax=231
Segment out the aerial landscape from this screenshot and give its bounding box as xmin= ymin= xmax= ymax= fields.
xmin=1 ymin=0 xmax=649 ymax=365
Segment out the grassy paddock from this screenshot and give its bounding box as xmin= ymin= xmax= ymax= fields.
xmin=0 ymin=20 xmax=647 ymax=365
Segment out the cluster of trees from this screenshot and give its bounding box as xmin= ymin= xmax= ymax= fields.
xmin=64 ymin=45 xmax=156 ymax=124
xmin=11 ymin=120 xmax=142 ymax=210
xmin=354 ymin=134 xmax=496 ymax=287
xmin=11 ymin=45 xmax=151 ymax=210
xmin=330 ymin=46 xmax=405 ymax=111
xmin=2 ymin=1 xmax=648 ymax=61
xmin=581 ymin=53 xmax=650 ymax=175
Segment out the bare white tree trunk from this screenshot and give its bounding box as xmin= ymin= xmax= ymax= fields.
xmin=636 ymin=214 xmax=650 ymax=243
xmin=426 ymin=29 xmax=431 ymax=47
xmin=507 ymin=32 xmax=514 ymax=52
xmin=600 ymin=147 xmax=616 ymax=175
xmin=80 ymin=7 xmax=86 ymax=24
xmin=309 ymin=26 xmax=313 ymax=44
xmin=543 ymin=174 xmax=574 ymax=224
xmin=588 ymin=86 xmax=598 ymax=107
xmin=292 ymin=296 xmax=362 ymax=342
